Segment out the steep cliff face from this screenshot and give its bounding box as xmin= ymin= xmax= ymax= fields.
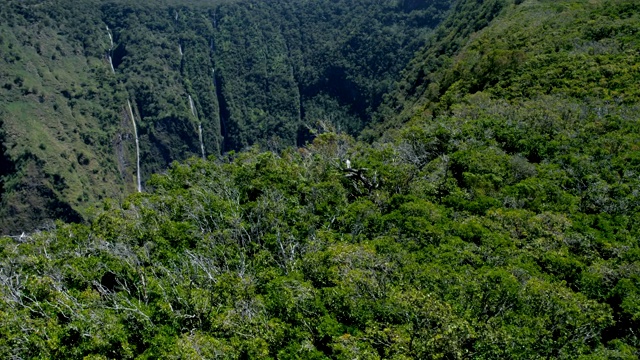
xmin=0 ymin=0 xmax=451 ymax=233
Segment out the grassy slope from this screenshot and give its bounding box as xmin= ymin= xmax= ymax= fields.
xmin=0 ymin=11 xmax=132 ymax=233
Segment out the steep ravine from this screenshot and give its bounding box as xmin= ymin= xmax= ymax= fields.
xmin=213 ymin=68 xmax=231 ymax=152
xmin=0 ymin=0 xmax=452 ymax=233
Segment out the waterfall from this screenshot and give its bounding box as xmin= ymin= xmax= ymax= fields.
xmin=179 ymin=43 xmax=183 ymax=56
xmin=106 ymin=26 xmax=113 ymax=51
xmin=188 ymin=94 xmax=205 ymax=159
xmin=188 ymin=94 xmax=196 ymax=117
xmin=198 ymin=123 xmax=205 ymax=159
xmin=108 ymin=55 xmax=115 ymax=74
xmin=106 ymin=25 xmax=115 ymax=74
xmin=127 ymin=100 xmax=142 ymax=192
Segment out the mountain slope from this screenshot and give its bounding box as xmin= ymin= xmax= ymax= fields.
xmin=0 ymin=0 xmax=451 ymax=234
xmin=1 ymin=0 xmax=640 ymax=358
xmin=372 ymin=0 xmax=640 ymax=135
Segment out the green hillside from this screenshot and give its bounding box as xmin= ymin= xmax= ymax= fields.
xmin=1 ymin=0 xmax=640 ymax=358
xmin=0 ymin=0 xmax=449 ymax=233
xmin=373 ymin=0 xmax=640 ymax=133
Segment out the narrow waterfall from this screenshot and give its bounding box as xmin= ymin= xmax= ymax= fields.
xmin=188 ymin=94 xmax=205 ymax=159
xmin=127 ymin=100 xmax=142 ymax=192
xmin=108 ymin=55 xmax=116 ymax=74
xmin=179 ymin=44 xmax=183 ymax=56
xmin=106 ymin=25 xmax=115 ymax=74
xmin=106 ymin=26 xmax=113 ymax=50
xmin=198 ymin=123 xmax=205 ymax=159
xmin=188 ymin=94 xmax=196 ymax=117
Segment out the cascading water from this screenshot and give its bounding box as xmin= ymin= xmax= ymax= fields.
xmin=108 ymin=55 xmax=116 ymax=74
xmin=198 ymin=123 xmax=205 ymax=159
xmin=179 ymin=44 xmax=183 ymax=56
xmin=127 ymin=100 xmax=142 ymax=192
xmin=106 ymin=26 xmax=113 ymax=50
xmin=188 ymin=94 xmax=205 ymax=159
xmin=106 ymin=25 xmax=115 ymax=74
xmin=188 ymin=94 xmax=196 ymax=117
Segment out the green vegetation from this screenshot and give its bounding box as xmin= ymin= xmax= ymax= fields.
xmin=1 ymin=0 xmax=640 ymax=358
xmin=372 ymin=0 xmax=640 ymax=135
xmin=0 ymin=0 xmax=449 ymax=233
xmin=2 ymin=119 xmax=639 ymax=357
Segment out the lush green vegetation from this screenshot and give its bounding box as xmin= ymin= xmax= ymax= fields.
xmin=2 ymin=111 xmax=640 ymax=357
xmin=0 ymin=0 xmax=449 ymax=233
xmin=2 ymin=0 xmax=640 ymax=358
xmin=372 ymin=0 xmax=640 ymax=135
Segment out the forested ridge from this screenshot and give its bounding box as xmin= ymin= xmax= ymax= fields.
xmin=2 ymin=0 xmax=640 ymax=358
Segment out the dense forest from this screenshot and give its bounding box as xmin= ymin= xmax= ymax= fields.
xmin=2 ymin=0 xmax=640 ymax=358
xmin=0 ymin=0 xmax=450 ymax=233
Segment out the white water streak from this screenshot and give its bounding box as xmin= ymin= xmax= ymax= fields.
xmin=127 ymin=100 xmax=142 ymax=192
xmin=188 ymin=95 xmax=205 ymax=159
xmin=179 ymin=44 xmax=183 ymax=56
xmin=198 ymin=123 xmax=205 ymax=159
xmin=107 ymin=29 xmax=113 ymax=50
xmin=106 ymin=25 xmax=115 ymax=73
xmin=188 ymin=94 xmax=196 ymax=117
xmin=108 ymin=55 xmax=115 ymax=74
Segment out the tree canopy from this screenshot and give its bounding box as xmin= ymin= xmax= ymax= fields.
xmin=1 ymin=0 xmax=640 ymax=358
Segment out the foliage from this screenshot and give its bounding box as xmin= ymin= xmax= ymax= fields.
xmin=2 ymin=102 xmax=640 ymax=356
xmin=0 ymin=0 xmax=450 ymax=233
xmin=2 ymin=0 xmax=640 ymax=357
